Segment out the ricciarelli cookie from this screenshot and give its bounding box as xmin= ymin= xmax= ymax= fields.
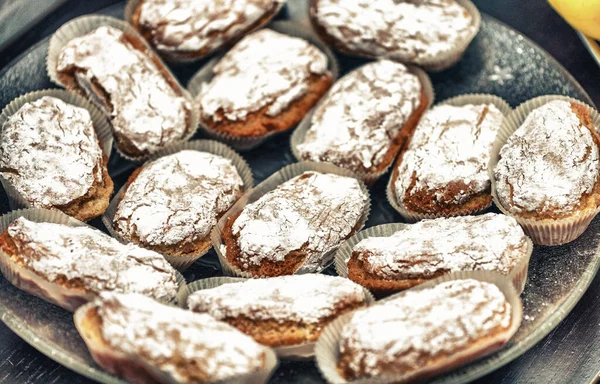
xmin=129 ymin=0 xmax=284 ymax=62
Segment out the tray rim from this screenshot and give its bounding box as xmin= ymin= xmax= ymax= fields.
xmin=0 ymin=5 xmax=598 ymax=384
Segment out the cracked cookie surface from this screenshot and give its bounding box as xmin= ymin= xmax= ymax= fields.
xmin=312 ymin=0 xmax=475 ymax=65
xmin=56 ymin=26 xmax=191 ymax=156
xmin=0 ymin=96 xmax=111 ymax=220
xmin=350 ymin=214 xmax=528 ymax=281
xmin=89 ymin=292 xmax=268 ymax=383
xmin=494 ymin=100 xmax=600 ymax=219
xmin=113 ymin=150 xmax=244 ymax=256
xmin=393 ymin=103 xmax=504 ymax=215
xmin=338 ymin=279 xmax=512 ymax=380
xmin=135 ymin=0 xmax=283 ymax=57
xmin=225 ymin=171 xmax=368 ymax=276
xmin=297 ymin=60 xmax=424 ymax=174
xmin=1 ymin=217 xmax=179 ymax=301
xmin=197 ymin=29 xmax=332 ymax=137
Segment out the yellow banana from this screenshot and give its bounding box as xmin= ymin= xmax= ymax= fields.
xmin=549 ymin=0 xmax=600 ymax=39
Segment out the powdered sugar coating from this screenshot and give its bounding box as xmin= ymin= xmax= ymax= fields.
xmin=56 ymin=26 xmax=191 ymax=155
xmin=6 ymin=218 xmax=178 ymax=301
xmin=0 ymin=96 xmax=103 ymax=208
xmin=297 ymin=60 xmax=422 ymax=172
xmin=313 ymin=0 xmax=476 ymax=65
xmin=394 ymin=104 xmax=504 ymax=207
xmin=95 ymin=292 xmax=267 ymax=383
xmin=113 ymin=150 xmax=244 ymax=247
xmin=232 ymin=171 xmax=368 ymax=273
xmin=352 ymin=214 xmax=527 ymax=279
xmin=188 ymin=274 xmax=366 ymax=324
xmin=494 ymin=100 xmax=600 ymax=216
xmin=339 ymin=279 xmax=511 ymax=378
xmin=198 ymin=29 xmax=329 ymax=122
xmin=138 ymin=0 xmax=282 ymax=54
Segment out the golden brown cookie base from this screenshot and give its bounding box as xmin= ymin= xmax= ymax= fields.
xmin=58 ymin=156 xmax=113 ymax=222
xmin=503 ymin=102 xmax=600 ymax=221
xmin=337 ymin=324 xmax=510 ymax=381
xmin=347 ymin=253 xmax=443 ymax=297
xmin=222 ymin=214 xmax=307 ymax=277
xmin=56 ymin=32 xmax=192 ymax=158
xmin=202 ymin=74 xmax=333 ymax=138
xmin=132 ymin=0 xmax=282 ymax=62
xmin=391 ymin=145 xmax=493 ymax=216
xmin=222 ymin=209 xmax=365 ymax=277
xmin=220 ymin=302 xmax=365 ymax=347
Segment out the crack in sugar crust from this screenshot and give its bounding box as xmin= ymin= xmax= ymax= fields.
xmin=494 ymin=100 xmax=600 ymax=216
xmin=339 ymin=279 xmax=511 ymax=379
xmin=188 ymin=274 xmax=366 ymax=324
xmin=7 ymin=217 xmax=179 ymax=301
xmin=313 ymin=0 xmax=475 ymax=65
xmin=113 ymin=150 xmax=243 ymax=247
xmin=96 ymin=292 xmax=267 ymax=382
xmin=198 ymin=29 xmax=329 ymax=122
xmin=352 ymin=214 xmax=527 ymax=279
xmin=138 ymin=0 xmax=282 ymax=53
xmin=232 ymin=171 xmax=368 ymax=272
xmin=297 ymin=60 xmax=422 ymax=172
xmin=56 ymin=26 xmax=190 ymax=154
xmin=394 ymin=104 xmax=504 ymax=207
xmin=0 ymin=97 xmax=103 ymax=208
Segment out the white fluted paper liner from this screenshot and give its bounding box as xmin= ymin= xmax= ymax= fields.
xmin=0 ymin=208 xmax=185 ymax=312
xmin=187 ymin=20 xmax=340 ymax=151
xmin=211 ymin=162 xmax=371 ymax=278
xmin=177 ymin=276 xmax=375 ymax=359
xmin=124 ymin=0 xmax=285 ymax=63
xmin=489 ymin=95 xmax=600 ymax=245
xmin=46 ymin=14 xmax=199 ymax=162
xmin=309 ymin=0 xmax=481 ymax=72
xmin=290 ymin=63 xmax=434 ymax=185
xmin=386 ymin=93 xmax=513 ymax=223
xmin=314 ymin=270 xmax=523 ymax=384
xmin=0 ymin=89 xmax=113 ymax=213
xmin=102 ymin=140 xmax=254 ymax=272
xmin=74 ymin=301 xmax=278 ymax=384
xmin=334 ymin=221 xmax=532 ymax=294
